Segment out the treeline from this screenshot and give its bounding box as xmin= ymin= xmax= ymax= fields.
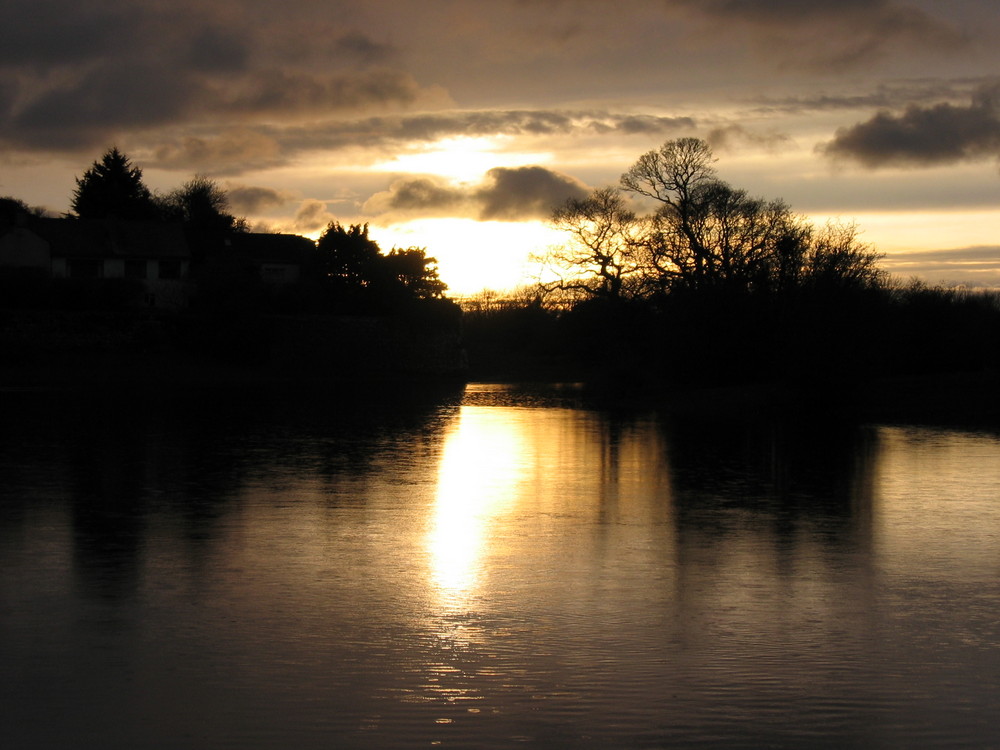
xmin=192 ymin=221 xmax=455 ymax=319
xmin=68 ymin=146 xmax=247 ymax=231
xmin=2 ymin=148 xmax=455 ymax=317
xmin=463 ymin=272 xmax=1000 ymax=390
xmin=463 ymin=139 xmax=1000 ymax=390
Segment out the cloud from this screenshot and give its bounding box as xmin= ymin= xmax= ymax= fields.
xmin=186 ymin=27 xmax=251 ymax=73
xmin=292 ymin=199 xmax=336 ymax=233
xmin=748 ymin=81 xmax=972 ymax=115
xmin=150 ymin=130 xmax=285 ymax=174
xmin=331 ymin=32 xmax=398 ymax=67
xmin=11 ymin=64 xmax=204 ymax=149
xmin=217 ymin=69 xmax=425 ymax=118
xmin=706 ymin=124 xmax=792 ymax=152
xmin=477 ymin=166 xmax=590 ymax=220
xmin=139 ymin=110 xmax=695 ymax=175
xmin=365 ymin=178 xmax=466 ymax=216
xmin=672 ymin=0 xmax=966 ymax=69
xmin=0 ymin=0 xmax=135 ymax=69
xmin=226 ymin=185 xmax=296 ymax=214
xmin=820 ymin=82 xmax=1000 ymax=167
xmin=882 ymin=245 xmax=1000 ymax=286
xmin=0 ymin=0 xmax=440 ymax=153
xmin=364 ymin=166 xmax=591 ymax=222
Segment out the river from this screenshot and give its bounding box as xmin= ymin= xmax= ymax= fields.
xmin=2 ymin=382 xmax=998 ymax=748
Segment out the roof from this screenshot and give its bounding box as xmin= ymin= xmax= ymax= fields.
xmin=217 ymin=232 xmax=315 ymax=265
xmin=32 ymin=218 xmax=190 ymax=259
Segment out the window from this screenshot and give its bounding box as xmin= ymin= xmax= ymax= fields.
xmin=124 ymin=259 xmax=147 ymax=279
xmin=157 ymin=260 xmax=182 ymax=279
xmin=262 ymin=265 xmax=287 ymax=282
xmin=68 ymin=258 xmax=102 ymax=278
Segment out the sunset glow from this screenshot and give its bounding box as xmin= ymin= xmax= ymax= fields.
xmin=373 ymin=218 xmax=563 ymax=297
xmin=3 ymin=1 xmax=1000 ymax=294
xmin=371 ymin=136 xmax=550 ymax=181
xmin=429 ymin=407 xmax=525 ymax=602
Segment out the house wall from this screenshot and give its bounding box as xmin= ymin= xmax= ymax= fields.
xmin=260 ymin=263 xmax=300 ymax=283
xmin=153 ymin=259 xmax=188 ymax=280
xmin=146 ymin=279 xmax=191 ymax=308
xmin=0 ymin=228 xmax=50 ymax=270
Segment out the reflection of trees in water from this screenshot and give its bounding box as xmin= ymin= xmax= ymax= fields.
xmin=659 ymin=408 xmax=881 ymax=589
xmin=659 ymin=409 xmax=885 ymax=716
xmin=0 ymin=383 xmax=463 ymax=600
xmin=663 ymin=409 xmax=878 ymax=521
xmin=589 ymin=409 xmax=671 ymax=521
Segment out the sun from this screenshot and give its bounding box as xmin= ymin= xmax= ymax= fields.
xmin=371 ymin=218 xmax=565 ymax=298
xmin=370 ymin=136 xmax=549 ymax=182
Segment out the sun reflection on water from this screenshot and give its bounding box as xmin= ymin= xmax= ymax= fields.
xmin=429 ymin=406 xmax=526 ymax=607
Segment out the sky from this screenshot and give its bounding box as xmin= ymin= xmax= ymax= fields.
xmin=3 ymin=0 xmax=1000 ymax=295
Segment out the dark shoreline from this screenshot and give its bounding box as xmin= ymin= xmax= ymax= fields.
xmin=4 ymin=351 xmax=997 ymax=432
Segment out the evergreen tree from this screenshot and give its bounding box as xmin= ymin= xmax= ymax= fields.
xmin=313 ymin=222 xmax=449 ymax=311
xmin=71 ymin=147 xmax=158 ymax=221
xmin=316 ymin=222 xmax=383 ymax=288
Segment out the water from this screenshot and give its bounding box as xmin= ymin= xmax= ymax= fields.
xmin=2 ymin=382 xmax=999 ymax=748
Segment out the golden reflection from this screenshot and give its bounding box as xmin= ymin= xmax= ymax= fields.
xmin=429 ymin=406 xmax=526 ymax=605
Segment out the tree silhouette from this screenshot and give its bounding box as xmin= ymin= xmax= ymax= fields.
xmin=315 ymin=222 xmax=383 ymax=289
xmin=312 ymin=222 xmax=449 ymax=311
xmin=71 ymin=147 xmax=158 ymax=221
xmin=613 ymin=138 xmax=883 ymax=295
xmin=0 ymin=196 xmax=46 ymax=221
xmin=157 ymin=176 xmax=246 ymax=232
xmin=644 ymin=181 xmax=807 ymax=293
xmin=382 ymin=247 xmax=448 ymax=301
xmin=541 ymin=187 xmax=649 ymax=301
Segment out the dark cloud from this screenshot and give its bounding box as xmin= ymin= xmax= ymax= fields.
xmin=368 ymin=178 xmax=466 ymax=214
xmin=600 ymin=115 xmax=697 ymax=135
xmin=331 ymin=33 xmax=397 ymax=67
xmin=187 ymin=27 xmax=252 ymax=73
xmin=821 ymin=83 xmax=1000 ymax=167
xmin=227 ymin=185 xmax=296 ymax=214
xmin=0 ymin=0 xmax=432 ymax=153
xmin=0 ymin=1 xmax=132 ymax=68
xmin=151 ymin=130 xmax=284 ymax=174
xmin=673 ymin=0 xmax=966 ymax=68
xmin=364 ymin=166 xmax=590 ymax=221
xmin=293 ymin=199 xmax=334 ymax=233
xmin=748 ymin=80 xmax=971 ymax=115
xmin=477 ymin=166 xmax=590 ymax=220
xmin=12 ymin=65 xmax=203 ymax=149
xmin=689 ymin=0 xmax=902 ymax=24
xmin=706 ymin=124 xmax=792 ymax=152
xmin=142 ymin=110 xmax=695 ymax=175
xmin=219 ymin=69 xmax=424 ymax=118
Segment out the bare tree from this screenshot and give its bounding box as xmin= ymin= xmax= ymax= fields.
xmin=622 ymin=138 xmax=883 ymax=294
xmin=804 ymin=221 xmax=886 ymax=291
xmin=158 ymin=176 xmax=245 ymax=231
xmin=621 ymin=137 xmax=716 ymax=282
xmin=539 ymin=187 xmax=650 ymax=301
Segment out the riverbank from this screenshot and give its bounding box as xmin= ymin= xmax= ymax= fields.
xmin=0 ymin=308 xmax=467 ymax=387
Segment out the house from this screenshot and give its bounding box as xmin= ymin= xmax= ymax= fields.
xmin=0 ymin=213 xmax=49 ymax=270
xmin=2 ymin=211 xmax=315 ymax=308
xmin=199 ymin=231 xmax=315 ymax=284
xmin=47 ymin=219 xmax=192 ymax=307
xmin=0 ymin=214 xmax=193 ymax=307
